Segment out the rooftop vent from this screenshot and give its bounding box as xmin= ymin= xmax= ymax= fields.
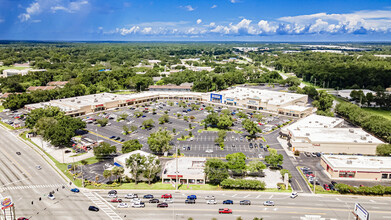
xmin=368 ymin=141 xmax=372 ymax=143
xmin=349 ymin=129 xmax=354 ymax=133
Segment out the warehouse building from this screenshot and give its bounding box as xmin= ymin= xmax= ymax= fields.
xmin=162 ymin=157 xmax=206 ymax=185
xmin=321 ymin=155 xmax=391 ymax=181
xmin=282 ymin=114 xmax=382 ymax=155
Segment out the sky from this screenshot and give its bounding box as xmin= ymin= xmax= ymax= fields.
xmin=0 ymin=0 xmax=391 ymax=41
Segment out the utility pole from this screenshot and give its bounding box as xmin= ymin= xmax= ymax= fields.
xmin=175 ymin=143 xmax=179 ymax=191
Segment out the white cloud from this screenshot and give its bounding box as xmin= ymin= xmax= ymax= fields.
xmin=98 ymin=27 xmax=103 ymax=30
xmin=211 ymin=5 xmax=217 ymax=9
xmin=0 ymin=19 xmax=4 ymax=23
xmin=230 ymin=0 xmax=239 ymax=3
xmin=209 ymin=22 xmax=216 ymax=27
xmin=197 ymin=19 xmax=202 ymax=24
xmin=181 ymin=5 xmax=195 ymax=11
xmin=117 ymin=26 xmax=140 ymax=35
xmin=19 ymin=0 xmax=88 ymax=22
xmin=142 ymin=27 xmax=152 ymax=34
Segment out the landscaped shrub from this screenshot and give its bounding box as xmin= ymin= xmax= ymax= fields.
xmin=336 ymin=183 xmax=388 ymax=196
xmin=220 ymin=179 xmax=266 ymax=190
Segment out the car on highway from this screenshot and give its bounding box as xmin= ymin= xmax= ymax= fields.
xmin=70 ymin=188 xmax=80 ymax=193
xmin=223 ymin=200 xmax=233 ymax=205
xmin=111 ymin=198 xmax=123 ymax=203
xmin=187 ymin=195 xmax=197 ymax=200
xmin=48 ymin=194 xmax=55 ymax=200
xmin=88 ymin=206 xmax=99 ymax=212
xmin=108 ymin=193 xmax=117 ymax=198
xmin=240 ymin=200 xmax=251 ymax=205
xmin=263 ymin=201 xmax=275 ymax=206
xmin=161 ymin=194 xmax=172 ymax=199
xmin=17 ymin=218 xmax=29 ymax=220
xmin=290 ymin=192 xmax=298 ymax=199
xmin=185 ymin=199 xmax=196 ymax=204
xmin=206 ymin=200 xmax=217 ymax=205
xmin=149 ymin=199 xmax=159 ymax=203
xmin=16 ymin=152 xmax=21 ymax=155
xmin=125 ymin=193 xmax=138 ymax=199
xmin=157 ymin=202 xmax=168 ymax=208
xmin=117 ymin=203 xmax=129 ymax=208
xmin=218 ymin=208 xmax=232 ymax=214
xmin=130 ymin=198 xmax=141 ymax=203
xmin=205 ymin=195 xmax=215 ymax=200
xmin=131 ymin=202 xmax=145 ymax=208
xmin=163 ymin=198 xmax=174 ymax=203
xmin=108 ymin=190 xmax=117 ymax=195
xmin=144 ymin=194 xmax=154 ymax=199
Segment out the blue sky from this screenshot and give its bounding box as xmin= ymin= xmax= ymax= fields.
xmin=0 ymin=0 xmax=391 ymax=41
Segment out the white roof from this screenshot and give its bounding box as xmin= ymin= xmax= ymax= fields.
xmin=164 ymin=157 xmax=206 ymax=176
xmin=280 ymin=105 xmax=311 ymax=112
xmin=337 ymin=89 xmax=375 ymax=99
xmin=322 ymin=155 xmax=391 ymax=172
xmin=287 ymin=114 xmax=344 ymax=130
xmin=290 ymin=127 xmax=383 ymax=144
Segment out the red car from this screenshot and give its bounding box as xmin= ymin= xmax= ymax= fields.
xmin=111 ymin=198 xmax=123 ymax=203
xmin=161 ymin=194 xmax=172 ymax=199
xmin=323 ymin=184 xmax=330 ymax=191
xmin=219 ymin=208 xmax=232 ymax=214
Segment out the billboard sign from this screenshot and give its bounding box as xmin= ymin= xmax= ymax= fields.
xmin=1 ymin=197 xmax=13 ymax=210
xmin=354 ymin=203 xmax=369 ymax=220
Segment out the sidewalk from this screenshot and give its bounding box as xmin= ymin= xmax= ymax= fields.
xmin=276 ymin=136 xmax=295 ymax=158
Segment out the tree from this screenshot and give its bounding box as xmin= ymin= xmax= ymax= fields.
xmin=142 ymin=119 xmax=154 ymax=129
xmin=242 ymin=119 xmax=262 ymax=137
xmin=93 ymin=142 xmax=117 ymax=160
xmin=312 ymin=90 xmax=333 ymax=112
xmin=302 ymin=86 xmax=318 ymax=98
xmin=203 ymin=112 xmax=219 ymax=127
xmin=217 ymin=114 xmax=233 ymax=129
xmin=236 ymin=111 xmax=247 ymax=119
xmin=280 ymin=169 xmax=292 ymax=180
xmin=103 ymin=169 xmax=112 ymax=182
xmin=134 ymin=111 xmax=143 ymax=118
xmin=247 ymin=160 xmax=266 ymax=173
xmin=147 ymin=128 xmax=173 ymax=154
xmin=184 ymin=115 xmax=189 ymax=122
xmin=376 ymin=144 xmax=391 ymax=156
xmin=97 ymin=118 xmax=109 ymax=127
xmin=159 ymin=114 xmax=169 ymax=124
xmin=125 ymin=153 xmax=146 ymax=184
xmin=253 ymin=113 xmax=263 ymax=122
xmin=122 ymin=125 xmax=129 ymax=135
xmin=143 ymin=155 xmax=161 ymax=184
xmin=111 ymin=166 xmax=124 ymax=184
xmin=119 ymin=113 xmax=128 ymax=120
xmin=205 ymin=106 xmax=214 ymax=113
xmin=265 ymin=148 xmax=283 ymax=168
xmin=122 ymin=139 xmax=143 ymax=153
xmin=204 ymin=159 xmax=229 ymax=184
xmin=226 ymin=152 xmax=247 ymax=173
xmin=130 ymin=125 xmax=137 ymax=133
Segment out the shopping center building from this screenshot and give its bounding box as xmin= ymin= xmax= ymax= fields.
xmin=321 ymin=155 xmax=391 ymax=181
xmin=161 ymin=157 xmax=206 ymax=185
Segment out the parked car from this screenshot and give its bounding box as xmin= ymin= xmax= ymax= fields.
xmin=290 ymin=192 xmax=298 ymax=198
xmin=125 ymin=193 xmax=138 ymax=199
xmin=88 ymin=206 xmax=99 ymax=212
xmin=17 ymin=218 xmax=29 ymax=220
xmin=117 ymin=203 xmax=129 ymax=208
xmin=185 ymin=199 xmax=196 ymax=204
xmin=205 ymin=149 xmax=213 ymax=153
xmin=111 ymin=198 xmax=123 ymax=203
xmin=115 ymin=137 xmax=121 ymax=140
xmin=254 ymin=143 xmax=258 ymax=148
xmin=149 ymin=199 xmax=159 ymax=203
xmin=48 ymin=194 xmax=55 ymax=200
xmin=240 ymin=200 xmax=251 ymax=205
xmin=109 ymin=136 xmax=116 ymax=139
xmin=206 ymin=200 xmax=217 ymax=204
xmin=205 ymin=195 xmax=215 ymax=200
xmin=263 ymin=201 xmax=274 ymax=206
xmin=218 ymin=208 xmax=232 ymax=214
xmin=143 ymin=194 xmax=154 ymax=199
xmin=223 ymin=200 xmax=233 ymax=205
xmin=323 ymin=184 xmax=330 ymax=191
xmin=157 ymin=203 xmax=168 ymax=208
xmin=249 ymin=143 xmax=253 ymax=148
xmin=311 ymin=152 xmax=317 ymax=157
xmin=187 ymin=195 xmax=197 ymax=200
xmin=161 ymin=194 xmax=172 ymax=199
xmin=36 ymin=165 xmax=42 ymax=170
xmin=329 ymin=184 xmax=335 ymax=191
xmin=70 ymin=188 xmax=80 ymax=193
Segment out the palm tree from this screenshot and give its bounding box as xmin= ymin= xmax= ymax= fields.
xmin=103 ymin=169 xmax=112 ymax=182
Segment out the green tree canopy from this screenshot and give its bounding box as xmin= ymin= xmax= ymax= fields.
xmin=204 ymin=159 xmax=229 ymax=184
xmin=122 ymin=139 xmax=143 ymax=153
xmin=147 ymin=128 xmax=173 ymax=154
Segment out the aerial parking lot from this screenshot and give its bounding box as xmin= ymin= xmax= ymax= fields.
xmin=79 ymin=99 xmax=290 ymax=159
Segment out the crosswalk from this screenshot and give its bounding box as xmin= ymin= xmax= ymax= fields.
xmin=83 ymin=191 xmax=122 ymax=220
xmin=0 ymin=183 xmax=63 ymax=191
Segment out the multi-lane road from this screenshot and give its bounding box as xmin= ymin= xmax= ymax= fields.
xmin=0 ymin=126 xmax=112 ymax=220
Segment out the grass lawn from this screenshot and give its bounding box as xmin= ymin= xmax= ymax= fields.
xmin=86 ymin=182 xmax=220 ymax=190
xmin=362 ymin=108 xmax=391 ymax=121
xmin=0 ymin=120 xmax=15 ymax=130
xmin=0 ymin=105 xmax=4 ymax=112
xmin=0 ymin=66 xmax=30 ymax=71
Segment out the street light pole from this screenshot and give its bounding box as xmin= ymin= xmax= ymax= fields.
xmin=175 ymin=143 xmax=179 ymax=191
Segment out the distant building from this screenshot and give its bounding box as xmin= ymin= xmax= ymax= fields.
xmin=152 ymin=77 xmax=163 ymax=83
xmin=47 ymin=81 xmax=69 ymax=88
xmin=337 ymin=89 xmax=376 ymax=100
xmin=27 ymin=86 xmax=57 ymax=92
xmin=148 ymin=84 xmax=192 ymax=92
xmin=162 ymin=157 xmax=206 ymax=184
xmin=0 ymin=68 xmax=46 ymax=78
xmin=148 ymin=60 xmax=161 ymax=65
xmin=321 ymin=155 xmax=391 ymax=181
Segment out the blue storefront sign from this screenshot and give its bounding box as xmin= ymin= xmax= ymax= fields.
xmin=226 ymin=98 xmax=234 ymax=102
xmin=210 ymin=93 xmax=222 ymax=103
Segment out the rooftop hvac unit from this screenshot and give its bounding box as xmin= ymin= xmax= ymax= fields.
xmin=366 ymin=134 xmax=369 ymax=137
xmin=112 ymin=98 xmax=115 ymax=100
xmin=305 ymin=133 xmax=310 ymax=136
xmin=77 ymin=101 xmax=81 ymax=104
xmin=361 ymin=136 xmax=366 ymax=140
xmin=71 ymin=99 xmax=75 ymax=102
xmin=94 ymin=99 xmax=98 ymax=102
xmin=354 ymin=140 xmax=358 ymax=143
xmin=368 ymin=141 xmax=372 ymax=143
xmin=315 ymin=121 xmax=319 ymax=123
xmin=347 ymin=160 xmax=352 ymax=164
xmin=349 ymin=129 xmax=354 ymax=133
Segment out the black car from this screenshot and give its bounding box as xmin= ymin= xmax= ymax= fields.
xmin=16 ymin=152 xmax=21 ymax=155
xmin=144 ymin=194 xmax=154 ymax=199
xmin=331 ymin=181 xmax=337 ymax=186
xmin=120 ymin=139 xmax=125 ymax=142
xmin=88 ymin=206 xmax=99 ymax=212
xmin=249 ymin=143 xmax=253 ymax=148
xmin=254 ymin=143 xmax=258 ymax=148
xmin=240 ymin=200 xmax=251 ymax=205
xmin=157 ymin=203 xmax=168 ymax=208
xmin=108 ymin=190 xmax=117 ymax=195
xmin=329 ymin=184 xmax=335 ymax=191
xmin=185 ymin=199 xmax=196 ymax=204
xmin=115 ymin=137 xmax=121 ymax=140
xmin=149 ymin=199 xmax=160 ymax=203
xmin=264 ymin=147 xmax=268 ymax=151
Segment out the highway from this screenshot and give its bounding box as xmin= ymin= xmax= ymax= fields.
xmin=93 ymin=189 xmax=391 ymax=220
xmin=0 ymin=127 xmax=113 ymax=220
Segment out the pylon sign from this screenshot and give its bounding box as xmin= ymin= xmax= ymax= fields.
xmin=1 ymin=197 xmax=13 ymax=210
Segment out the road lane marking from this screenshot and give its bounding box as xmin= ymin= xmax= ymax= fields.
xmin=244 ymin=194 xmax=250 ymax=198
xmin=336 ymin=198 xmax=341 ymax=201
xmin=256 ymin=195 xmax=261 ymax=199
xmin=370 ymin=199 xmax=375 ymax=203
xmin=269 ymin=195 xmax=273 ymax=199
xmin=232 ymin=194 xmax=237 ymax=197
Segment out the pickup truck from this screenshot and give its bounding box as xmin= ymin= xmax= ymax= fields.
xmin=218 ymin=208 xmax=232 ymax=214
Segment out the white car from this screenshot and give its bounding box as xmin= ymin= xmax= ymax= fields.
xmin=163 ymin=198 xmax=174 ymax=203
xmin=258 ymin=154 xmax=263 ymax=159
xmin=263 ymin=201 xmax=275 ymax=206
xmin=117 ymin=203 xmax=129 ymax=208
xmin=131 ymin=198 xmax=141 ymax=203
xmin=131 ymin=202 xmax=145 ymax=208
xmin=48 ymin=194 xmax=55 ymax=200
xmin=205 ymin=195 xmax=215 ymax=200
xmin=36 ymin=165 xmax=42 ymax=170
xmin=108 ymin=194 xmax=117 ymax=198
xmin=290 ymin=192 xmax=298 ymax=199
xmin=206 ymin=200 xmax=217 ymax=205
xmin=125 ymin=193 xmax=138 ymax=199
xmin=205 ymin=149 xmax=213 ymax=153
